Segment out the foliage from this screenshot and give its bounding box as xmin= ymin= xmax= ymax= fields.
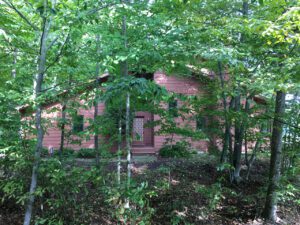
xmin=159 ymin=141 xmax=196 ymax=158
xmin=35 ymin=161 xmax=104 ymax=224
xmin=195 ymin=181 xmax=223 ymax=211
xmin=0 ymin=143 xmax=34 ymax=205
xmin=105 ymin=181 xmax=156 ymax=225
xmin=0 ymin=0 xmax=300 ymax=224
xmin=76 ymin=148 xmax=96 ymax=158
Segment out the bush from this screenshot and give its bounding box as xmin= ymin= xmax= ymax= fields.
xmin=76 ymin=148 xmax=96 ymax=158
xmin=41 ymin=148 xmax=75 ymax=158
xmin=105 ymin=181 xmax=156 ymax=224
xmin=36 ymin=160 xmax=103 ymax=224
xmin=57 ymin=148 xmax=75 ymax=157
xmin=159 ymin=141 xmax=195 ymax=158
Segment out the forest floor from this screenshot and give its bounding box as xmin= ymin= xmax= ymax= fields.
xmin=1 ymin=154 xmax=299 ymax=225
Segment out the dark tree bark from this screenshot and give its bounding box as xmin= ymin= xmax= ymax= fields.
xmin=231 ymin=0 xmax=249 ymax=183
xmin=218 ymin=61 xmax=230 ymax=163
xmin=94 ymin=35 xmax=101 ymax=166
xmin=263 ymin=90 xmax=286 ymax=222
xmin=59 ymin=74 xmax=72 ymax=157
xmin=59 ymin=103 xmax=66 ymax=156
xmin=245 ymin=122 xmax=265 ymax=180
xmin=232 ymin=96 xmax=251 ymax=182
xmin=94 ymin=94 xmax=100 ymax=165
xmin=232 ymin=95 xmax=243 ymax=182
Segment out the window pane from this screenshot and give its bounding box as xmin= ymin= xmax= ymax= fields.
xmin=133 ymin=117 xmax=144 ymax=141
xmin=72 ymin=115 xmax=84 ymax=133
xmin=168 ymin=100 xmax=178 ymax=117
xmin=196 ymin=116 xmax=206 ymax=131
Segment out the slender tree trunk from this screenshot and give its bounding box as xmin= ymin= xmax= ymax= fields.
xmin=121 ymin=0 xmax=131 ymax=208
xmin=245 ymin=122 xmax=266 ymax=180
xmin=59 ymin=75 xmax=72 ymax=157
xmin=94 ymin=35 xmax=101 ymax=166
xmin=263 ymin=90 xmax=286 ymax=222
xmin=245 ymin=136 xmax=260 ymax=180
xmin=232 ymin=94 xmax=243 ymax=182
xmin=11 ymin=48 xmax=17 ymax=78
xmin=23 ymin=6 xmax=52 ymax=224
xmin=231 ymin=0 xmax=249 ymax=183
xmin=218 ymin=61 xmax=231 ymax=163
xmin=125 ymin=93 xmax=131 ymax=188
xmin=232 ymin=96 xmax=250 ymax=182
xmin=117 ymin=117 xmax=122 ymax=186
xmin=94 ymin=96 xmax=99 ymax=165
xmin=59 ymin=103 xmax=66 ymax=156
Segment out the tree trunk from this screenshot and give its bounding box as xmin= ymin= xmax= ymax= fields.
xmin=263 ymin=90 xmax=286 ymax=222
xmin=121 ymin=0 xmax=131 ymax=209
xmin=245 ymin=136 xmax=260 ymax=180
xmin=59 ymin=103 xmax=66 ymax=156
xmin=94 ymin=35 xmax=101 ymax=166
xmin=232 ymin=96 xmax=250 ymax=182
xmin=125 ymin=93 xmax=131 ymax=188
xmin=94 ymin=97 xmax=99 ymax=165
xmin=117 ymin=117 xmax=122 ymax=186
xmin=11 ymin=48 xmax=17 ymax=78
xmin=232 ymin=95 xmax=243 ymax=182
xmin=245 ymin=122 xmax=265 ymax=180
xmin=231 ymin=0 xmax=249 ymax=183
xmin=59 ymin=74 xmax=72 ymax=158
xmin=23 ymin=7 xmax=52 ymax=225
xmin=218 ymin=61 xmax=230 ymax=163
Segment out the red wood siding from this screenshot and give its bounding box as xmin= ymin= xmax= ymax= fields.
xmin=42 ymin=101 xmax=106 ymax=151
xmin=27 ymin=72 xmax=211 ymax=154
xmin=153 ymin=72 xmax=209 ymax=153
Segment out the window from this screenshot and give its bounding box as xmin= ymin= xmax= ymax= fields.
xmin=196 ymin=116 xmax=206 ymax=131
xmin=72 ymin=115 xmax=84 ymax=133
xmin=133 ymin=117 xmax=144 ymax=141
xmin=168 ymin=99 xmax=178 ymax=117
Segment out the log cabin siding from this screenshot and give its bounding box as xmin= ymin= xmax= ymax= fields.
xmin=153 ymin=72 xmax=209 ymax=153
xmin=31 ymin=72 xmax=210 ymax=154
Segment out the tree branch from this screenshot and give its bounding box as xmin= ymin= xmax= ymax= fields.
xmin=85 ymin=2 xmax=118 ymax=16
xmin=3 ymin=0 xmax=38 ymax=31
xmin=45 ymin=30 xmax=71 ymax=72
xmin=47 ymin=35 xmax=60 ymax=51
xmin=258 ymin=114 xmax=300 ymax=130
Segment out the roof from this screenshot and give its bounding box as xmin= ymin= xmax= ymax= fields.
xmin=18 ymin=72 xmax=267 ymax=115
xmin=18 ymin=74 xmax=109 ymax=115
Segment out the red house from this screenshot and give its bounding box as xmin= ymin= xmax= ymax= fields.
xmin=20 ymin=71 xmax=217 ymax=155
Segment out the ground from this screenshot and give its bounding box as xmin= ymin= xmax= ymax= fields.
xmin=1 ymin=155 xmax=299 ymax=225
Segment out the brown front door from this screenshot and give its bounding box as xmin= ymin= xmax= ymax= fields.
xmin=132 ymin=112 xmax=154 ymax=147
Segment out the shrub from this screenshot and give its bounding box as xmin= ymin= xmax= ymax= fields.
xmin=105 ymin=181 xmax=156 ymax=224
xmin=41 ymin=148 xmax=75 ymax=158
xmin=36 ymin=160 xmax=103 ymax=224
xmin=159 ymin=141 xmax=195 ymax=158
xmin=76 ymin=148 xmax=96 ymax=158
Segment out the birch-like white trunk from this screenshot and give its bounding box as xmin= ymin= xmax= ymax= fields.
xmin=23 ymin=2 xmax=53 ymax=224
xmin=121 ymin=0 xmax=132 ymax=209
xmin=94 ymin=35 xmax=101 ymax=166
xmin=117 ymin=118 xmax=122 ymax=186
xmin=11 ymin=48 xmax=17 ymax=78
